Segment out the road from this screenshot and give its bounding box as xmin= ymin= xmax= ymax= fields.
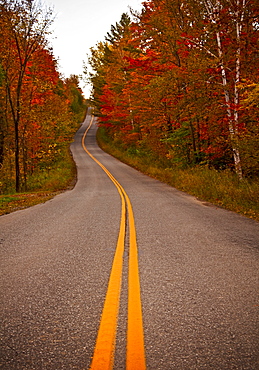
xmin=1 ymin=113 xmax=259 ymax=369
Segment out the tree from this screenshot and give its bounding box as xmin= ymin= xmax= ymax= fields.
xmin=88 ymin=1 xmax=259 ymax=177
xmin=0 ymin=0 xmax=54 ymax=191
xmin=0 ymin=1 xmax=86 ymax=193
xmin=89 ymin=14 xmax=137 ymax=139
xmin=135 ymin=0 xmax=259 ymax=174
xmin=191 ymin=0 xmax=253 ymax=178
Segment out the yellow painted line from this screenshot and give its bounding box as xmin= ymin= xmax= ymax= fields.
xmin=82 ymin=116 xmax=146 ymax=369
xmin=82 ymin=117 xmax=126 ymax=370
xmin=126 ymin=192 xmax=146 ymax=370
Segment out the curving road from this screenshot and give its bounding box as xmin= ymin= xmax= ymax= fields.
xmin=1 ymin=113 xmax=259 ymax=369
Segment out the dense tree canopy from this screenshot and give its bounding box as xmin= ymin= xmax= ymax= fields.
xmin=0 ymin=0 xmax=86 ymax=193
xmin=88 ymin=1 xmax=259 ymax=178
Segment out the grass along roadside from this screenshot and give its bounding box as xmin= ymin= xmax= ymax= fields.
xmin=0 ymin=148 xmax=77 ymax=216
xmin=96 ymin=127 xmax=259 ymax=222
xmin=1 ymin=128 xmax=258 ymax=222
xmin=0 ymin=192 xmax=61 ymax=216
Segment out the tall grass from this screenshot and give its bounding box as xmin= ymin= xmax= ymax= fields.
xmin=0 ymin=147 xmax=77 ymax=215
xmin=0 ymin=147 xmax=76 ymax=195
xmin=97 ymin=127 xmax=259 ymax=222
xmin=27 ymin=148 xmax=76 ymax=192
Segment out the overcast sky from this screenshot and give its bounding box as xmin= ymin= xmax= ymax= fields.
xmin=44 ymin=0 xmax=144 ymax=97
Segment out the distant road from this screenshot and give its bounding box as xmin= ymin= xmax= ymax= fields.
xmin=1 ymin=113 xmax=259 ymax=369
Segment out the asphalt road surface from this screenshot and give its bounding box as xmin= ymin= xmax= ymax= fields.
xmin=1 ymin=113 xmax=259 ymax=369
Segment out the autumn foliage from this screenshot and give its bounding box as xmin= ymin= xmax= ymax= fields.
xmin=0 ymin=0 xmax=86 ymax=193
xmin=88 ymin=1 xmax=259 ymax=179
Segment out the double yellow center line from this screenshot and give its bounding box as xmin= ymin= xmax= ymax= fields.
xmin=82 ymin=116 xmax=146 ymax=370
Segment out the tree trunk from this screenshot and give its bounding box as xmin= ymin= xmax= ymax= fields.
xmin=216 ymin=30 xmax=243 ymax=178
xmin=204 ymin=0 xmax=243 ymax=179
xmin=14 ymin=118 xmax=20 ymax=192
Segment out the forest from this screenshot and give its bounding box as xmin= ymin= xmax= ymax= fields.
xmin=0 ymin=0 xmax=258 ymax=219
xmin=0 ymin=0 xmax=86 ymax=194
xmin=88 ymin=0 xmax=259 ymax=181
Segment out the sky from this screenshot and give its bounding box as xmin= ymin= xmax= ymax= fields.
xmin=43 ymin=0 xmax=144 ymax=97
